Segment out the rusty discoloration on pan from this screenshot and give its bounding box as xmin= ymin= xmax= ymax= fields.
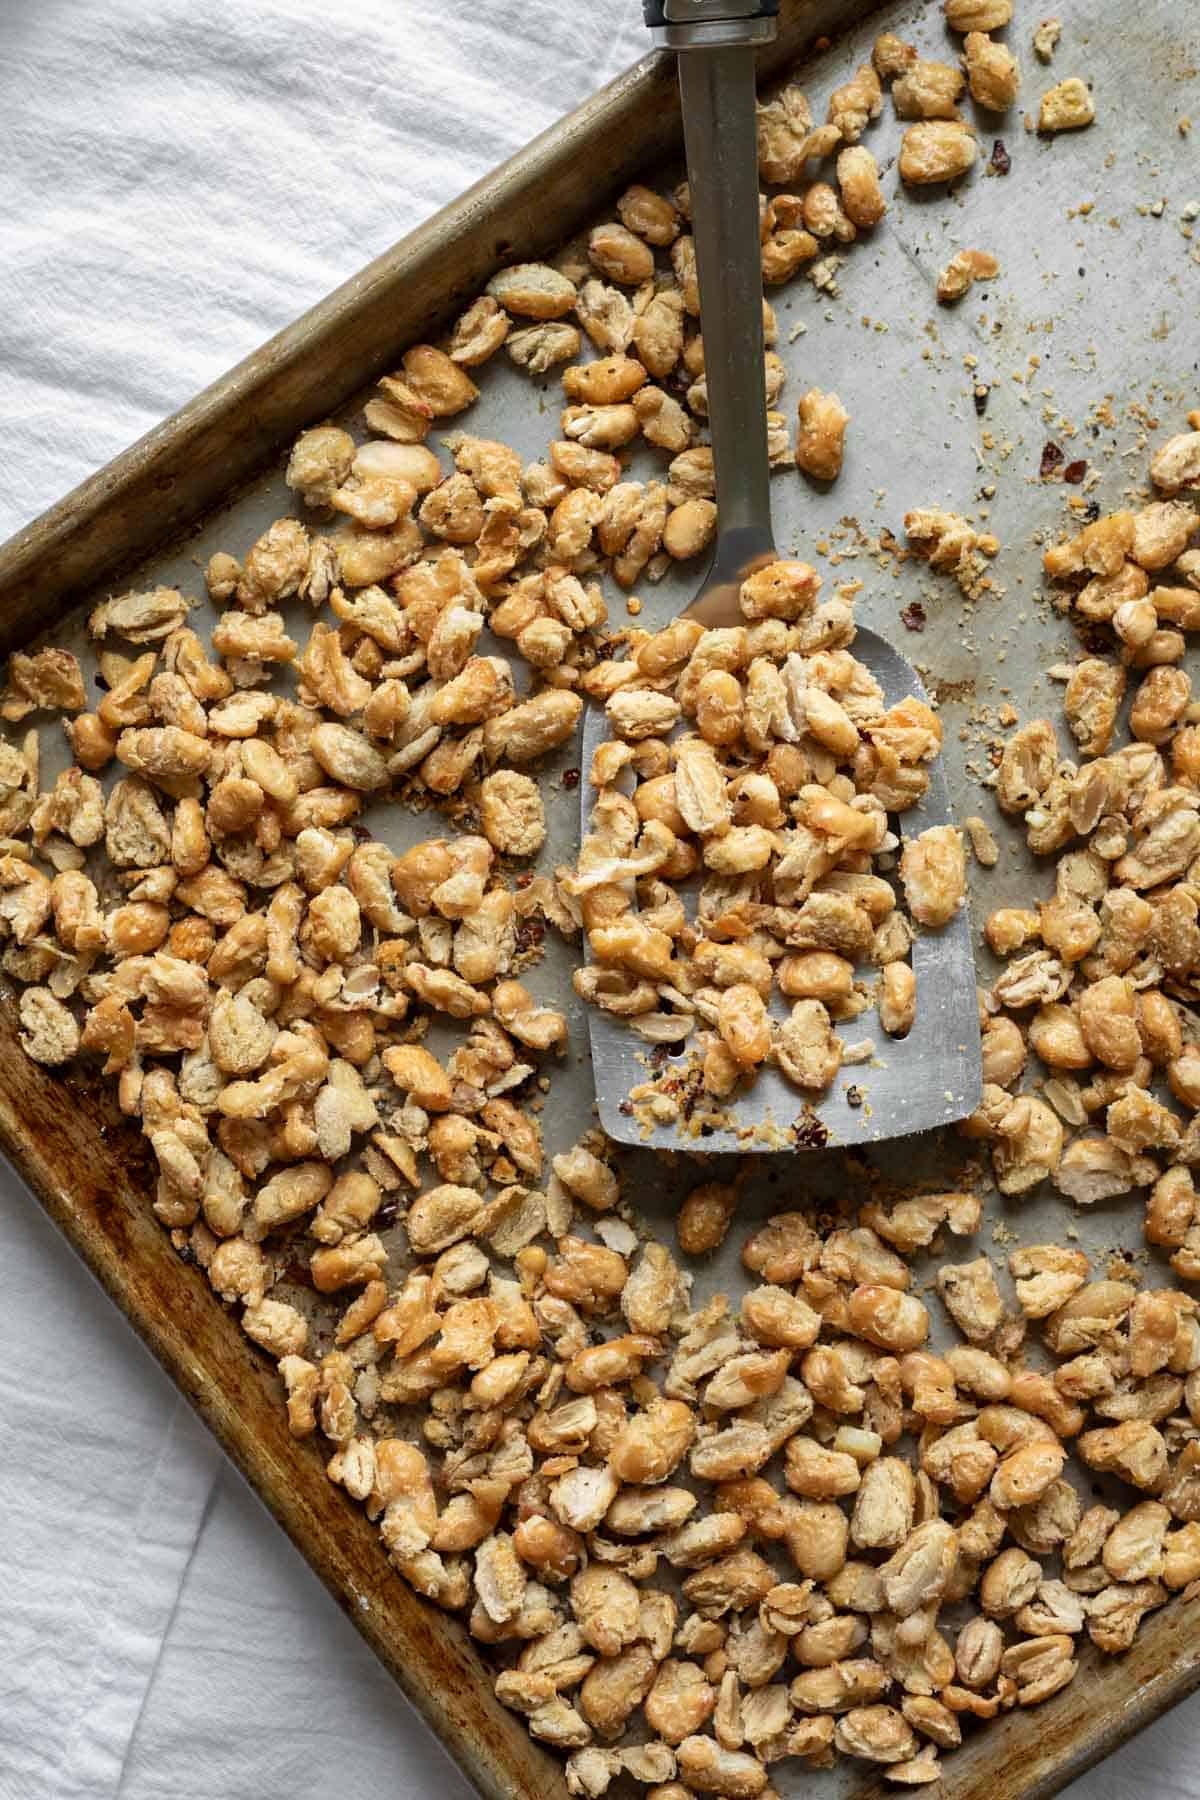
xmin=2 ymin=2 xmax=1200 ymax=1795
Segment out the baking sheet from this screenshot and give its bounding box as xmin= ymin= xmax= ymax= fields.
xmin=2 ymin=0 xmax=1200 ymax=1796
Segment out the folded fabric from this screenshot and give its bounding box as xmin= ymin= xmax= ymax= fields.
xmin=0 ymin=1192 xmax=220 ymax=1798
xmin=0 ymin=0 xmax=644 ymax=543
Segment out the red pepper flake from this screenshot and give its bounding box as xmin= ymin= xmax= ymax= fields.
xmin=562 ymin=767 xmax=581 ymax=789
xmin=900 ymin=601 xmax=927 ymax=632
xmin=991 ymin=139 xmax=1011 ymax=175
xmin=1040 ymin=441 xmax=1065 ymax=477
xmin=1063 ymin=459 xmax=1087 ymax=484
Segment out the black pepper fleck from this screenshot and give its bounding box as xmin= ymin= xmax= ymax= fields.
xmin=791 ymin=1107 xmax=830 ymax=1149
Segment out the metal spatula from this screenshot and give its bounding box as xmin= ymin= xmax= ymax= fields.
xmin=581 ymin=0 xmax=981 ymax=1151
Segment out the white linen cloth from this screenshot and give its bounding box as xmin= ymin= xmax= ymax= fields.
xmin=0 ymin=4 xmax=1195 ymax=1796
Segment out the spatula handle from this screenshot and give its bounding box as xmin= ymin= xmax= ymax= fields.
xmin=674 ymin=37 xmax=774 ymax=540
xmin=644 ymin=0 xmax=778 ymax=43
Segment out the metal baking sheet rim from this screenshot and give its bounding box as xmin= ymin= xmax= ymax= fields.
xmin=0 ymin=2 xmax=1199 ymax=1797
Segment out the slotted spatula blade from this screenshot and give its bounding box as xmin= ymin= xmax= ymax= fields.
xmin=582 ymin=630 xmax=982 ymax=1152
